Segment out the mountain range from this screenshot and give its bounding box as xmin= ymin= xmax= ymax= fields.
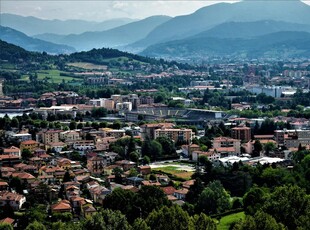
xmin=2 ymin=0 xmax=310 ymax=60
xmin=0 ymin=26 xmax=76 ymax=54
xmin=141 ymin=31 xmax=310 ymax=60
xmin=33 ymin=16 xmax=171 ymax=51
xmin=0 ymin=13 xmax=137 ymax=36
xmin=130 ymin=0 xmax=310 ymax=50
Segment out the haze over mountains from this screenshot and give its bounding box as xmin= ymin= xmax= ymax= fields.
xmin=0 ymin=26 xmax=76 ymax=54
xmin=33 ymin=16 xmax=171 ymax=51
xmin=0 ymin=13 xmax=137 ymax=35
xmin=2 ymin=0 xmax=310 ymax=60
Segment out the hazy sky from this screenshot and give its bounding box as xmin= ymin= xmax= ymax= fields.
xmin=1 ymin=1 xmax=310 ymax=22
xmin=1 ymin=1 xmax=238 ymax=21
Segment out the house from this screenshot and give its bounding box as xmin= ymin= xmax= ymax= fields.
xmin=213 ymin=136 xmax=241 ymax=156
xmin=103 ymin=165 xmax=121 ymax=176
xmin=20 ymin=140 xmax=39 ymax=152
xmin=3 ymin=146 xmax=21 ymax=159
xmin=174 ymin=188 xmax=189 ymax=200
xmin=89 ymin=185 xmax=111 ymax=204
xmin=82 ymin=204 xmax=97 ymax=218
xmin=141 ymin=181 xmax=161 ymax=186
xmin=34 ymin=148 xmax=46 ymax=157
xmin=138 ymin=165 xmax=151 ymax=175
xmin=182 ymin=180 xmax=195 ymax=189
xmin=11 ymin=172 xmax=36 ymax=184
xmin=192 ymin=150 xmax=220 ymax=162
xmin=65 ymin=185 xmax=80 ymax=200
xmin=0 ymin=155 xmax=21 ymax=167
xmin=115 ymin=160 xmax=136 ymax=171
xmin=0 ymin=217 xmax=15 ymax=226
xmin=60 ymin=130 xmax=81 ymax=142
xmin=0 ymin=191 xmax=26 ymax=210
xmin=47 ymin=142 xmax=66 ymax=153
xmin=0 ymin=167 xmax=16 ymax=178
xmin=181 ymin=144 xmax=200 ymax=158
xmin=161 ymin=186 xmax=176 ymax=196
xmin=87 ymin=156 xmax=106 ymax=175
xmin=51 ymin=199 xmax=72 ymax=213
xmin=0 ymin=182 xmax=9 ymax=191
xmin=72 ymin=140 xmax=95 ymax=152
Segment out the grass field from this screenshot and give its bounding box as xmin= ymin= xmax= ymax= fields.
xmin=217 ymin=212 xmax=245 ymax=230
xmin=20 ymin=70 xmax=82 ymax=83
xmin=152 ymin=166 xmax=194 ymax=180
xmin=67 ymin=62 xmax=108 ymax=70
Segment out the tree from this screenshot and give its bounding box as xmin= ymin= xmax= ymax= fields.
xmin=143 ymin=156 xmax=151 ymax=165
xmin=233 ymin=211 xmax=285 ymax=230
xmin=243 ymin=187 xmax=266 ymax=215
xmin=196 ymin=180 xmax=231 ymax=215
xmin=113 ymin=167 xmax=124 ymax=184
xmin=198 ymin=155 xmax=213 ymax=174
xmin=22 ymin=148 xmax=33 ymax=160
xmin=82 ymin=209 xmax=130 ymax=230
xmin=146 ymin=205 xmax=192 ymax=230
xmin=186 ymin=177 xmax=204 ymax=204
xmin=63 ymin=171 xmax=71 ymax=183
xmin=25 ymin=221 xmax=46 ymax=230
xmin=91 ymin=107 xmax=107 ymax=118
xmin=0 ymin=223 xmax=13 ymax=230
xmin=10 ymin=117 xmax=19 ymax=128
xmin=253 ymin=140 xmax=263 ymax=157
xmin=141 ymin=139 xmax=162 ymax=160
xmin=155 ymin=136 xmax=176 ymax=156
xmin=132 ymin=218 xmax=150 ymax=230
xmin=135 ymin=186 xmax=171 ymax=219
xmin=129 ymin=151 xmax=140 ymax=163
xmin=262 ymin=185 xmax=310 ymax=229
xmin=264 ymin=142 xmax=276 ymax=155
xmin=191 ymin=213 xmax=217 ymax=230
xmin=9 ymin=177 xmax=23 ymax=194
xmin=69 ymin=121 xmax=77 ymax=130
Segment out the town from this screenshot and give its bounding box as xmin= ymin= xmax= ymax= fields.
xmin=1 ymin=40 xmax=310 ymax=229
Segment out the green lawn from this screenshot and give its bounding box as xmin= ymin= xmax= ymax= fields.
xmin=152 ymin=166 xmax=193 ymax=180
xmin=18 ymin=69 xmax=83 ymax=84
xmin=217 ymin=212 xmax=245 ymax=230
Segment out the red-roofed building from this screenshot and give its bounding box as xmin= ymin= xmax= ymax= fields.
xmin=51 ymin=200 xmax=71 ymax=213
xmin=20 ymin=140 xmax=39 ymax=152
xmin=3 ymin=146 xmax=21 ymax=159
xmin=161 ymin=186 xmax=176 ymax=195
xmin=0 ymin=217 xmax=15 ymax=226
xmin=0 ymin=191 xmax=26 ymax=210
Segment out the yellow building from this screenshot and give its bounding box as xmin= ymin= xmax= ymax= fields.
xmin=20 ymin=140 xmax=39 ymax=152
xmin=154 ymin=128 xmax=193 ymax=144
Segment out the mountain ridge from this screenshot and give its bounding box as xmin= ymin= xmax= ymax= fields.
xmin=0 ymin=26 xmax=76 ymax=54
xmin=0 ymin=13 xmax=137 ymax=36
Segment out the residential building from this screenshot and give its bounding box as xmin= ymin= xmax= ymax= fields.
xmin=213 ymin=136 xmax=241 ymax=155
xmin=231 ymin=126 xmax=251 ymax=142
xmin=154 ymin=128 xmax=192 ymax=144
xmin=3 ymin=146 xmax=21 ymax=158
xmin=20 ymin=140 xmax=39 ymax=152
xmin=140 ymin=123 xmax=175 ymax=140
xmin=87 ymin=156 xmax=106 ymax=175
xmin=42 ymin=130 xmax=62 ymax=145
xmin=60 ymin=130 xmax=81 ymax=142
xmin=0 ymin=191 xmax=26 ymax=210
xmin=51 ymin=200 xmax=72 ymax=213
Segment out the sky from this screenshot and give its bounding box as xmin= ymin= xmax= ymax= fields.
xmin=1 ymin=0 xmax=310 ymax=22
xmin=1 ymin=0 xmax=238 ymax=21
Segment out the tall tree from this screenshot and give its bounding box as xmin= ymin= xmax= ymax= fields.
xmin=196 ymin=180 xmax=231 ymax=215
